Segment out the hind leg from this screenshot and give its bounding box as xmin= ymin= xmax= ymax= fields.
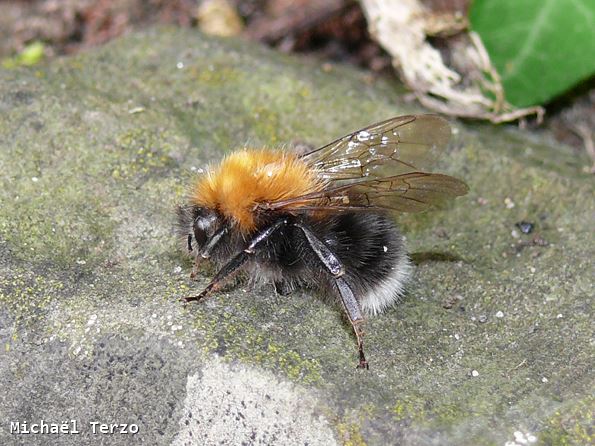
xmin=294 ymin=222 xmax=369 ymax=369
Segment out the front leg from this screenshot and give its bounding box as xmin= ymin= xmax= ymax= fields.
xmin=183 ymin=219 xmax=288 ymax=303
xmin=295 ymin=223 xmax=369 ymax=369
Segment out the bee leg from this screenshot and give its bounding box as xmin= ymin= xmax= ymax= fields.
xmin=183 ymin=251 xmax=250 ymax=303
xmin=184 ymin=219 xmax=288 ymax=303
xmin=335 ymin=277 xmax=368 ymax=370
xmin=295 ymin=223 xmax=369 ymax=370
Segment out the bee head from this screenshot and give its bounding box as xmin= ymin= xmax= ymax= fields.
xmin=176 ymin=205 xmax=221 ymax=255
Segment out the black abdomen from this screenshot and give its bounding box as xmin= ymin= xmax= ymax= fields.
xmin=259 ymin=211 xmax=411 ymax=315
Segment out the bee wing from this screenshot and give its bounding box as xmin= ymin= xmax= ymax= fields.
xmin=260 ymin=172 xmax=469 ymax=213
xmin=302 ymin=114 xmax=452 ymax=180
xmin=258 ymin=114 xmax=467 ymax=214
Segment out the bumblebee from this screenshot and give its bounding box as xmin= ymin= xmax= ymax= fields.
xmin=177 ymin=115 xmax=468 ymax=369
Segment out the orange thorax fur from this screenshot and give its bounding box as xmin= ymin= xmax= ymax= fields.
xmin=191 ymin=149 xmax=323 ymax=232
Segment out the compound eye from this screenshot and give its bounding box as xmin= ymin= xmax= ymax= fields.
xmin=193 ymin=218 xmax=208 ymax=249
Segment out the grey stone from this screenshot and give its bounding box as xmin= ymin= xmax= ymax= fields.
xmin=0 ymin=28 xmax=593 ymax=446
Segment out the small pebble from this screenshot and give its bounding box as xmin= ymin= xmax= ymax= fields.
xmin=509 ymin=430 xmax=538 ymax=445
xmin=515 ymin=221 xmax=535 ymax=234
xmin=478 ymin=315 xmax=488 ymax=323
xmin=495 ymin=310 xmax=504 ymax=318
xmin=504 ymin=197 xmax=515 ymax=209
xmin=471 ymin=370 xmax=479 ymax=377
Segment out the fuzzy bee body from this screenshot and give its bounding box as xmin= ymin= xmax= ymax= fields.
xmin=178 ymin=206 xmax=410 ymax=315
xmin=177 ymin=115 xmax=468 ymax=368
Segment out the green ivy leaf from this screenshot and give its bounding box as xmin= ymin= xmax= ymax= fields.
xmin=469 ymin=0 xmax=595 ymax=107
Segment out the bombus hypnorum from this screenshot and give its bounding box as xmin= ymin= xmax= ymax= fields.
xmin=176 ymin=115 xmax=468 ymax=369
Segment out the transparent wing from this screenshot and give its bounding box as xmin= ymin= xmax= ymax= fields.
xmin=256 ymin=114 xmax=467 ymax=214
xmin=259 ymin=172 xmax=469 ymax=214
xmin=301 ymin=114 xmax=452 ymax=180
